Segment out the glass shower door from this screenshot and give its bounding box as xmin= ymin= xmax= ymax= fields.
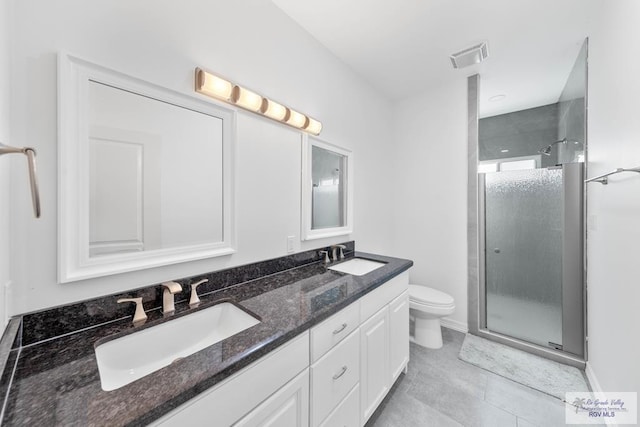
xmin=484 ymin=168 xmax=564 ymax=348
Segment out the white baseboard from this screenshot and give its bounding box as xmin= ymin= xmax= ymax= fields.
xmin=441 ymin=317 xmax=468 ymax=333
xmin=585 ymin=362 xmax=603 ymax=393
xmin=585 ymin=362 xmax=621 ymax=427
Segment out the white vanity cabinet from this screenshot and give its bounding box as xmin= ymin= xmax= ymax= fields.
xmin=310 ymin=271 xmax=409 ymax=427
xmin=151 ymin=270 xmax=410 ymax=427
xmin=359 ymin=273 xmax=409 ymax=425
xmin=151 ymin=332 xmax=310 ymax=427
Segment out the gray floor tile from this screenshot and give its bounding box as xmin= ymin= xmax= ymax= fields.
xmin=516 ymin=418 xmax=537 ymax=427
xmin=368 ymin=385 xmax=463 ymax=427
xmin=368 ymin=327 xmax=594 ymax=427
xmin=408 ymin=368 xmax=517 ymax=427
xmin=485 ymin=375 xmax=568 ymax=427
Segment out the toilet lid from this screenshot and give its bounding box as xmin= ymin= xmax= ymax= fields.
xmin=409 ymin=285 xmax=454 ymax=306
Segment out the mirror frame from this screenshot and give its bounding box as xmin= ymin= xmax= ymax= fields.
xmin=301 ymin=135 xmax=353 ymax=241
xmin=58 ymin=53 xmax=236 ymax=283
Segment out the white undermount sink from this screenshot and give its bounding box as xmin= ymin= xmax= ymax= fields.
xmin=95 ymin=302 xmax=260 ymax=391
xmin=328 ymin=258 xmax=386 ymax=276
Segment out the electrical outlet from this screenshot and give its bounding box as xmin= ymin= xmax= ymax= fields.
xmin=287 ymin=236 xmax=295 ymax=253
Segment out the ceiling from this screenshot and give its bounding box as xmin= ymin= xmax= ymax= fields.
xmin=272 ymin=0 xmax=600 ymax=117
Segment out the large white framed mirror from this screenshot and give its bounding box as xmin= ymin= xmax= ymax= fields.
xmin=301 ymin=136 xmax=353 ymax=240
xmin=58 ymin=53 xmax=236 ymax=282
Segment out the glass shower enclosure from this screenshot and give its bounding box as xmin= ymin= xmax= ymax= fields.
xmin=479 ymin=163 xmax=584 ymax=357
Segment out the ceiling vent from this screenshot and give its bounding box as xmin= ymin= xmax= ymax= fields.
xmin=450 ymin=42 xmax=489 ymax=69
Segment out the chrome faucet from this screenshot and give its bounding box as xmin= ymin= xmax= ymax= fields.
xmin=331 ymin=244 xmax=347 ymax=261
xmin=161 ymin=281 xmax=182 ymax=314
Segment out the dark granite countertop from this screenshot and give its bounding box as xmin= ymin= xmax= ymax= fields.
xmin=1 ymin=251 xmax=412 ymax=426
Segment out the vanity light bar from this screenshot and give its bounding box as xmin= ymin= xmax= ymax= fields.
xmin=195 ymin=68 xmax=322 ymax=135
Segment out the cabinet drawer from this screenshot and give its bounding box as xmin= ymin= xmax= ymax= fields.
xmin=310 ymin=301 xmax=360 ymax=362
xmin=360 ymin=272 xmax=408 ymax=323
xmin=310 ymin=329 xmax=360 ymax=427
xmin=319 ymin=384 xmax=359 ymax=427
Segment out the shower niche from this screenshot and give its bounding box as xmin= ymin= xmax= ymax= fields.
xmin=468 ymin=40 xmax=588 ymax=366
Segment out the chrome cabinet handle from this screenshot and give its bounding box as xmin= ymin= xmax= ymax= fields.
xmin=332 ymin=323 xmax=348 ymax=335
xmin=332 ymin=366 xmax=348 ymax=380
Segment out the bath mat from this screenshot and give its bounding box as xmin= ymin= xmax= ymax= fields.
xmin=458 ymin=334 xmax=589 ymax=400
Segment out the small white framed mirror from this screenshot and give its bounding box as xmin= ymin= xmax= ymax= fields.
xmin=58 ymin=53 xmax=236 ymax=282
xmin=301 ymin=136 xmax=353 ymax=240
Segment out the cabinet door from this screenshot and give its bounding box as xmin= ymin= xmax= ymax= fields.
xmin=359 ymin=306 xmax=389 ymax=425
xmin=389 ymin=290 xmax=409 ymax=383
xmin=235 ymin=368 xmax=309 ymax=427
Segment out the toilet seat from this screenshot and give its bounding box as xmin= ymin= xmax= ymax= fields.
xmin=409 ymin=285 xmax=454 ymax=308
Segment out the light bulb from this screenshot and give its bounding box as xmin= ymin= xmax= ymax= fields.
xmin=287 ymin=109 xmax=308 ymax=129
xmin=234 ymin=86 xmax=264 ymax=112
xmin=304 ymin=117 xmax=322 ymax=135
xmin=195 ymin=68 xmax=233 ymax=101
xmin=262 ymin=99 xmax=288 ymax=121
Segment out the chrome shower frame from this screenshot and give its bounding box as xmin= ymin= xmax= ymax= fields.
xmin=467 ymin=54 xmax=589 ymax=369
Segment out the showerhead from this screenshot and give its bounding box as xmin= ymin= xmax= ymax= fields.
xmin=538 ymin=138 xmax=568 ymax=156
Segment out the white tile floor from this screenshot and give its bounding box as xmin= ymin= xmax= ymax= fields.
xmin=366 ymin=328 xmax=598 ymax=427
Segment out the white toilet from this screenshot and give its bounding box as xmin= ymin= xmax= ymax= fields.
xmin=408 ymin=284 xmax=455 ymax=349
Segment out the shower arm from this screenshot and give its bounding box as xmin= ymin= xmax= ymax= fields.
xmin=0 ymin=142 xmax=41 ymax=218
xmin=585 ymin=167 xmax=640 ymax=185
xmin=538 ymin=139 xmax=568 ymax=156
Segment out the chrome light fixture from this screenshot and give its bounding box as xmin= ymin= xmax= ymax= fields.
xmin=450 ymin=42 xmax=489 ymax=69
xmin=195 ymin=68 xmax=322 ymax=135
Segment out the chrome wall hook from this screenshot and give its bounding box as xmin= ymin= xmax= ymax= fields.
xmin=0 ymin=142 xmax=41 ymax=218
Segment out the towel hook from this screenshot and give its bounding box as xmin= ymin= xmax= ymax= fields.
xmin=0 ymin=142 xmax=41 ymax=218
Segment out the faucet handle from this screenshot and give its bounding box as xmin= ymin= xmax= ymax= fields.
xmin=189 ymin=279 xmax=208 ymax=306
xmin=319 ymin=250 xmax=330 ymax=264
xmin=161 ymin=281 xmax=182 ymax=294
xmin=117 ymin=297 xmax=147 ymax=324
xmin=336 ymin=244 xmax=347 ymax=260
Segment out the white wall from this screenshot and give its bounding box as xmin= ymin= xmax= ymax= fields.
xmin=586 ymin=0 xmax=640 ymax=394
xmin=9 ymin=0 xmax=394 ymax=314
xmin=0 ymin=0 xmax=12 ymax=326
xmin=391 ymin=80 xmax=469 ymax=330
